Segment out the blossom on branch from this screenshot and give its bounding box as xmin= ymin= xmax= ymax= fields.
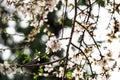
xmin=0 ymin=62 xmax=17 ymax=74
xmin=44 ymin=64 xmax=53 ymax=72
xmin=56 ymin=67 xmax=64 ymax=78
xmin=6 ymin=0 xmax=60 ymax=27
xmin=45 ymin=36 xmax=62 ymax=54
xmin=72 ymin=67 xmax=84 ymax=80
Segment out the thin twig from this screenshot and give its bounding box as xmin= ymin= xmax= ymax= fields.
xmin=61 ymin=0 xmax=68 ymax=38
xmin=71 ymin=42 xmax=94 ymax=76
xmin=17 ymin=57 xmax=65 ymax=67
xmin=85 ymin=0 xmax=92 ymax=23
xmin=62 ymin=0 xmax=77 ymax=79
xmin=75 ymin=20 xmax=103 ymax=58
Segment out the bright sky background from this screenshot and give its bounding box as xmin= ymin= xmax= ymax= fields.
xmin=59 ymin=1 xmax=120 ymax=80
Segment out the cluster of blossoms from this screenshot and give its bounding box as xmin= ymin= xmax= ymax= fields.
xmin=44 ymin=64 xmax=53 ymax=72
xmin=25 ymin=27 xmax=40 ymax=43
xmin=5 ymin=0 xmax=60 ymax=27
xmin=55 ymin=67 xmax=64 ymax=78
xmin=72 ymin=67 xmax=85 ymax=80
xmin=1 ymin=0 xmax=120 ymax=80
xmin=0 ymin=62 xmax=17 ymax=74
xmin=70 ymin=53 xmax=82 ymax=65
xmin=45 ymin=36 xmax=62 ymax=54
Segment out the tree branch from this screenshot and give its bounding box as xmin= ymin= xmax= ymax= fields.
xmin=62 ymin=0 xmax=77 ymax=79
xmin=71 ymin=42 xmax=94 ymax=76
xmin=75 ymin=20 xmax=103 ymax=59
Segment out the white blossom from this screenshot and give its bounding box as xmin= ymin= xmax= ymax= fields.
xmin=50 ymin=55 xmax=59 ymax=66
xmin=0 ymin=62 xmax=17 ymax=74
xmin=39 ymin=73 xmax=49 ymax=77
xmin=72 ymin=67 xmax=84 ymax=80
xmin=44 ymin=64 xmax=53 ymax=72
xmin=43 ymin=0 xmax=60 ymax=12
xmin=56 ymin=67 xmax=64 ymax=78
xmin=46 ymin=36 xmax=62 ymax=54
xmin=71 ymin=54 xmax=82 ymax=65
xmin=6 ymin=0 xmax=60 ymax=27
xmin=67 ymin=61 xmax=74 ymax=69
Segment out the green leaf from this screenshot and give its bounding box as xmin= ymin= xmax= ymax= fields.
xmin=33 ymin=73 xmax=39 ymax=80
xmin=66 ymin=71 xmax=72 ymax=79
xmin=21 ymin=51 xmax=26 ymax=55
xmin=20 ymin=52 xmax=31 ymax=64
xmin=38 ymin=67 xmax=44 ymax=73
xmin=7 ymin=59 xmax=12 ymax=64
xmin=22 ymin=55 xmax=31 ymax=64
xmin=42 ymin=55 xmax=49 ymax=60
xmin=15 ymin=50 xmax=20 ymax=57
xmin=34 ymin=49 xmax=40 ymax=56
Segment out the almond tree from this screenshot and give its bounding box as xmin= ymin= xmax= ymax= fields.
xmin=0 ymin=0 xmax=120 ymax=80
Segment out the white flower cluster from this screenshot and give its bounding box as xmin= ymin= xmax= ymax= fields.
xmin=44 ymin=64 xmax=53 ymax=72
xmin=71 ymin=54 xmax=82 ymax=65
xmin=0 ymin=62 xmax=17 ymax=74
xmin=6 ymin=0 xmax=60 ymax=27
xmin=46 ymin=36 xmax=62 ymax=54
xmin=40 ymin=0 xmax=60 ymax=12
xmin=72 ymin=67 xmax=84 ymax=80
xmin=56 ymin=67 xmax=64 ymax=78
xmin=39 ymin=73 xmax=49 ymax=77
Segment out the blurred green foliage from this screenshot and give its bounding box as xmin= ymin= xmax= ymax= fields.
xmin=97 ymin=0 xmax=105 ymax=7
